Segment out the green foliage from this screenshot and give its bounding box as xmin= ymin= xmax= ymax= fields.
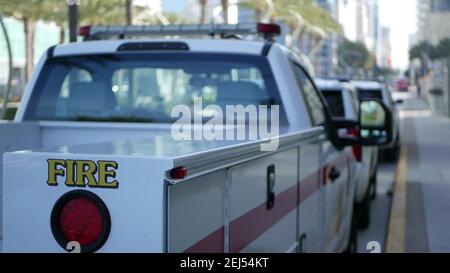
xmin=0 ymin=0 xmax=171 ymax=26
xmin=409 ymin=38 xmax=450 ymax=60
xmin=337 ymin=40 xmax=370 ymax=70
xmin=436 ymin=38 xmax=450 ymax=59
xmin=5 ymin=106 xmax=17 ymax=120
xmin=242 ymin=0 xmax=342 ymax=34
xmin=0 ymin=0 xmax=47 ymax=20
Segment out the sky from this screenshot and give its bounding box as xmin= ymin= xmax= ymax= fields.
xmin=378 ymin=0 xmax=417 ymax=69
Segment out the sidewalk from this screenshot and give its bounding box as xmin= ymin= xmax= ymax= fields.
xmin=395 ymin=94 xmax=450 ymax=252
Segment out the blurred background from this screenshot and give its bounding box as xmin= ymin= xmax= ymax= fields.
xmin=0 ymin=0 xmax=448 ymax=119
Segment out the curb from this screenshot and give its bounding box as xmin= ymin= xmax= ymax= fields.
xmin=385 ymin=145 xmax=408 ymax=253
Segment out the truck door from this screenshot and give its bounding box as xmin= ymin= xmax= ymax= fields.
xmin=321 ymin=141 xmax=350 ymax=251
xmin=289 ymin=62 xmax=349 ymax=252
xmin=228 ymin=149 xmax=298 ymax=253
xmin=297 ymin=137 xmax=322 ymax=252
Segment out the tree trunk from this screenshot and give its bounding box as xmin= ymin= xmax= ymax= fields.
xmin=126 ymin=0 xmax=133 ymax=25
xmin=59 ymin=27 xmax=65 ymax=44
xmin=0 ymin=14 xmax=13 ymax=119
xmin=221 ymin=0 xmax=228 ymax=23
xmin=255 ymin=8 xmax=262 ymax=22
xmin=199 ymin=0 xmax=207 ymax=24
xmin=68 ymin=4 xmax=78 ymax=42
xmin=23 ymin=18 xmax=35 ymax=83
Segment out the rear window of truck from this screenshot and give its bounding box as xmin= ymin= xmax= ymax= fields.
xmin=357 ymin=89 xmax=383 ymax=101
xmin=25 ymin=53 xmax=287 ymax=124
xmin=321 ymin=90 xmax=345 ymax=118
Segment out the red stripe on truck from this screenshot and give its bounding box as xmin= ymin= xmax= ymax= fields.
xmin=184 ymin=227 xmax=224 ymax=253
xmin=183 ymin=153 xmax=351 ymax=253
xmin=229 ymin=180 xmax=299 ymax=253
xmin=229 ymin=169 xmax=322 ymax=253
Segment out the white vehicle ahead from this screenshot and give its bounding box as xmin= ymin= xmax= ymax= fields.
xmin=1 ymin=23 xmax=393 ymax=253
xmin=315 ymin=78 xmax=379 ymax=229
xmin=351 ymin=80 xmax=401 ymax=162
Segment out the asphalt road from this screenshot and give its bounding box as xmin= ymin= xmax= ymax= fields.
xmin=356 ymin=90 xmax=408 ymax=253
xmin=356 ymin=160 xmax=396 ymax=253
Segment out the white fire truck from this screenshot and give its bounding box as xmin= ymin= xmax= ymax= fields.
xmin=0 ymin=23 xmax=393 ymax=253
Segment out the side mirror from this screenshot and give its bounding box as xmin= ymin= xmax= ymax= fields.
xmin=359 ymin=99 xmax=394 ymax=146
xmin=326 ymin=117 xmax=359 ymax=149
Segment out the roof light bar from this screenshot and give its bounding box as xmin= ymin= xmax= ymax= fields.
xmin=79 ymin=23 xmax=281 ymax=41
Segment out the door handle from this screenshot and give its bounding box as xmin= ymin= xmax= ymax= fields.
xmin=267 ymin=165 xmax=275 ymax=210
xmin=328 ymin=167 xmax=341 ymax=182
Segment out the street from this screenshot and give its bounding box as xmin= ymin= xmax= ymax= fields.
xmin=357 ymin=89 xmax=450 ymax=253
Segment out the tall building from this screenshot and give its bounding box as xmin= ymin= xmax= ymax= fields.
xmin=305 ymin=0 xmax=380 ymax=77
xmin=378 ymin=27 xmax=392 ymax=68
xmin=336 ymin=0 xmax=379 ymax=52
xmin=182 ymin=0 xmax=240 ymax=24
xmin=417 ymin=0 xmax=450 ymax=45
xmin=417 ymin=0 xmax=431 ymax=41
xmin=312 ymin=0 xmax=339 ymax=77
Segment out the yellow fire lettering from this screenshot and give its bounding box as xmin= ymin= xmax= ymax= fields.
xmin=97 ymin=161 xmax=119 ymax=188
xmin=75 ymin=160 xmax=98 ymax=187
xmin=64 ymin=159 xmax=76 ymax=187
xmin=47 ymin=159 xmax=66 ymax=186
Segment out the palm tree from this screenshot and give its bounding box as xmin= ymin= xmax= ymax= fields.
xmin=68 ymin=3 xmax=78 ymax=42
xmin=221 ymin=0 xmax=228 ymax=23
xmin=0 ymin=13 xmax=13 ymax=119
xmin=199 ymin=0 xmax=207 ymax=24
xmin=126 ymin=0 xmax=133 ymax=25
xmin=242 ymin=0 xmax=342 ymax=34
xmin=0 ymin=0 xmax=46 ymax=82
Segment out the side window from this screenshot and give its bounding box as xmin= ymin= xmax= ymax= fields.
xmin=290 ymin=62 xmax=326 ymax=126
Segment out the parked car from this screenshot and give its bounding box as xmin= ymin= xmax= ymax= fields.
xmin=393 ymin=77 xmax=410 ymax=92
xmin=315 ymin=78 xmax=378 ymax=228
xmin=351 ymin=80 xmax=401 ymax=161
xmin=1 ymin=23 xmax=393 ymax=253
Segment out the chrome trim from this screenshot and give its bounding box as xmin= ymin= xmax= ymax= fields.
xmin=167 ymin=127 xmax=324 ymax=183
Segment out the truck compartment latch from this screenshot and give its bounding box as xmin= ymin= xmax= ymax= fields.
xmin=267 ymin=165 xmax=276 ymax=210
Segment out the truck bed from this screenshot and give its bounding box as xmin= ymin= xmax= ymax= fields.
xmin=1 ymin=121 xmax=323 ymax=252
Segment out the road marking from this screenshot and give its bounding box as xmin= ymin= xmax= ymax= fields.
xmin=386 ymin=145 xmax=408 ymax=253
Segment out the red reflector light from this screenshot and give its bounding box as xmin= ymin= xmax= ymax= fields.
xmin=59 ymin=197 xmax=102 ymax=245
xmin=170 ymin=166 xmax=187 ymax=179
xmin=79 ymin=25 xmax=91 ymax=37
xmin=257 ymin=23 xmax=281 ymax=36
xmin=347 ymin=127 xmax=362 ymax=162
xmin=51 ymin=190 xmax=111 ymax=253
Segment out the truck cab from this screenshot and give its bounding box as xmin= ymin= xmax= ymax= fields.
xmin=315 ymin=78 xmax=379 ymax=230
xmin=1 ymin=23 xmax=393 ymax=253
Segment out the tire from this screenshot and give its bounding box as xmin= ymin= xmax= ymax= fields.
xmin=345 ymin=206 xmax=358 ymax=253
xmin=384 ymin=137 xmax=400 ymax=162
xmin=369 ymin=167 xmax=378 ymax=200
xmin=356 ymin=187 xmax=371 ymax=229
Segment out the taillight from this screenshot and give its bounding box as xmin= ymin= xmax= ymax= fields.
xmin=51 ymin=190 xmax=111 ymax=253
xmin=347 ymin=127 xmax=362 ymax=162
xmin=257 ymin=23 xmax=281 ymax=36
xmin=78 ymin=25 xmax=91 ymax=37
xmin=170 ymin=166 xmax=187 ymax=179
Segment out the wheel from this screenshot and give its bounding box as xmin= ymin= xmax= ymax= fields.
xmin=345 ymin=206 xmax=358 ymax=253
xmin=384 ymin=137 xmax=400 ymax=162
xmin=356 ymin=187 xmax=371 ymax=229
xmin=369 ymin=167 xmax=378 ymax=200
